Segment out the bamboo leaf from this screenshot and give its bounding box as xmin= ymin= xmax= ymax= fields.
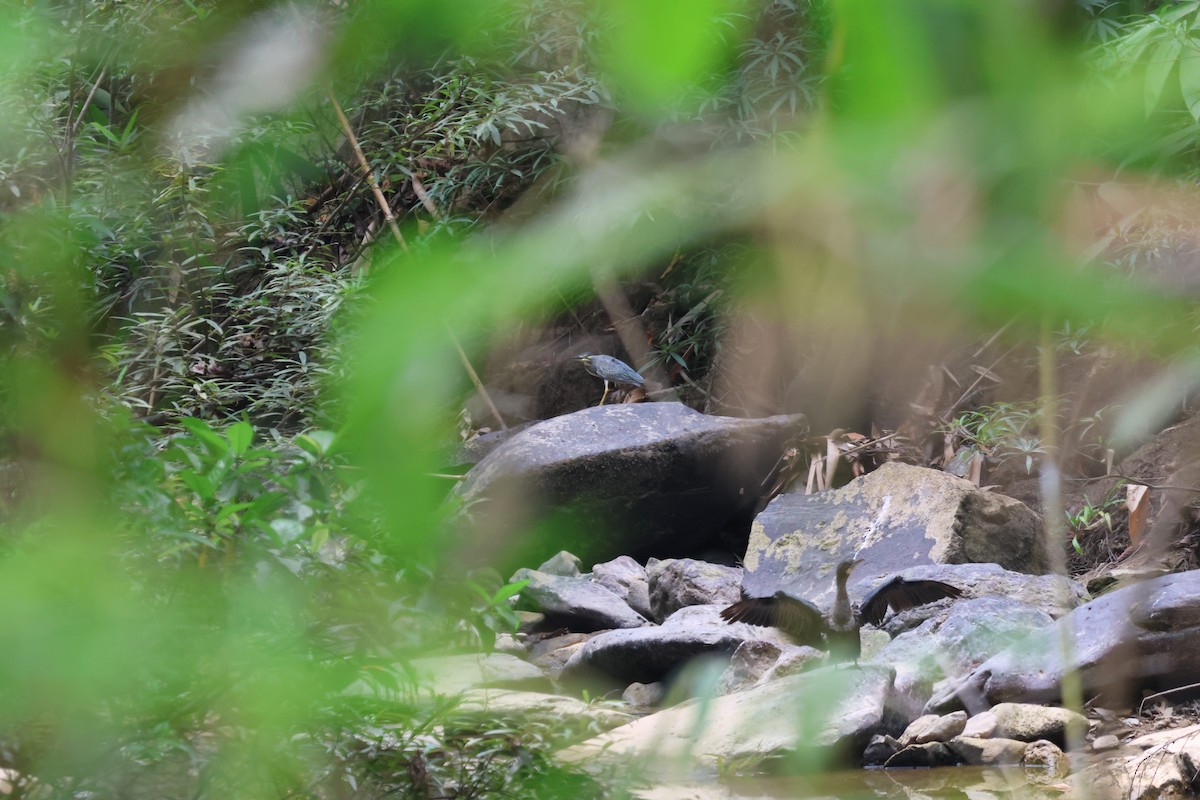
xmin=1145 ymin=36 xmax=1183 ymax=115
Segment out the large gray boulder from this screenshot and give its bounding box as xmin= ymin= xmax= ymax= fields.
xmin=929 ymin=569 xmax=1200 ymax=711
xmin=456 ymin=403 xmax=806 ymax=566
xmin=867 ymin=564 xmax=1087 ymax=632
xmin=560 ymin=604 xmax=792 ymax=685
xmin=557 ymin=664 xmax=896 ymax=778
xmin=512 ymin=568 xmax=648 ymax=631
xmin=741 ymin=462 xmax=1048 ymax=604
xmin=874 ymin=595 xmax=1057 ymax=720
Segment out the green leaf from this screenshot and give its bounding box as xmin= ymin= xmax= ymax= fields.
xmin=309 ymin=526 xmax=330 ymax=553
xmin=491 ymin=579 xmax=529 ymax=604
xmin=179 ymin=471 xmax=215 ymax=501
xmin=467 ymin=581 xmax=493 ymax=604
xmin=1180 ymin=40 xmax=1200 ymax=120
xmin=1145 ymin=35 xmax=1183 ymax=116
xmin=295 ymin=430 xmax=336 ymax=458
xmin=214 ymin=501 xmax=255 ymax=523
xmin=179 ymin=417 xmax=228 ymax=455
xmin=226 ymin=421 xmax=253 ymax=456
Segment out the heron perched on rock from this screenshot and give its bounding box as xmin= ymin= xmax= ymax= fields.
xmin=720 ymin=559 xmax=963 ymax=661
xmin=574 ymin=353 xmax=645 ymax=406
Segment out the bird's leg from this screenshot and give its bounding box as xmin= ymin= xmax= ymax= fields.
xmin=598 ymin=381 xmax=611 ymax=406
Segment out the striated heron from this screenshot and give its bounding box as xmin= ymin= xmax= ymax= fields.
xmin=574 ymin=353 xmax=645 ymax=406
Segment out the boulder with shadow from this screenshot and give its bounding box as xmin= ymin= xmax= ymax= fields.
xmin=560 ymin=604 xmax=793 ymax=687
xmin=456 ymin=403 xmax=806 ymax=568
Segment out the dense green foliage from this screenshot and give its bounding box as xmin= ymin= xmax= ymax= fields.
xmin=0 ymin=0 xmax=1197 ymax=796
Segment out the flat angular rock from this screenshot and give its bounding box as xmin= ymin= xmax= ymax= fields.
xmin=716 ymin=639 xmax=784 ymax=695
xmin=962 ymin=710 xmax=998 ymax=738
xmin=513 ymin=568 xmax=647 ymax=631
xmin=622 ymin=681 xmax=666 ymax=708
xmin=862 ymin=734 xmax=901 ymax=766
xmin=351 ymin=654 xmax=548 ymax=699
xmin=538 ymin=550 xmax=583 ymax=577
xmin=456 ymin=688 xmax=633 ymax=733
xmin=457 ymin=403 xmax=806 ymax=566
xmin=561 ymin=604 xmax=792 ymax=685
xmin=871 ymin=564 xmax=1087 ymax=632
xmin=648 ymin=558 xmax=742 ymax=622
xmin=948 ymin=736 xmax=1027 ymax=765
xmin=557 ymin=665 xmax=895 ymax=778
xmin=899 ymin=711 xmax=967 ymax=745
xmin=990 ymin=702 xmax=1087 ymax=744
xmin=930 ymin=570 xmax=1200 ymax=710
xmin=742 ymin=462 xmax=1048 ymax=604
xmin=593 ymin=556 xmax=653 ymax=619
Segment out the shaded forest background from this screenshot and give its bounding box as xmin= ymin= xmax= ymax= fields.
xmin=3 ymin=0 xmax=1200 ymax=796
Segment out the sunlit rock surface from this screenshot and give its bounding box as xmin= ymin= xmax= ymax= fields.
xmin=742 ymin=463 xmax=1048 ymax=605
xmin=557 ymin=664 xmax=895 ymax=777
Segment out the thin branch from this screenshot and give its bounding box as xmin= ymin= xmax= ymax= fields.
xmin=448 ymin=326 xmax=507 ymax=430
xmin=68 ymin=68 xmax=108 ymax=138
xmin=326 ymin=85 xmax=408 ymax=257
xmin=327 ymin=86 xmax=507 ymax=430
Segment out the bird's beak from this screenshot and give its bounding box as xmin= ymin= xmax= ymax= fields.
xmin=848 ymin=559 xmax=863 ymax=571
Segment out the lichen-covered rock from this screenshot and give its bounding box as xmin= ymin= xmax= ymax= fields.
xmin=742 ymin=462 xmax=1048 ymax=605
xmin=990 ymin=702 xmax=1087 ymax=744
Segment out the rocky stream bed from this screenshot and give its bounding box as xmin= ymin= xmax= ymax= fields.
xmin=434 ymin=403 xmax=1200 ymax=799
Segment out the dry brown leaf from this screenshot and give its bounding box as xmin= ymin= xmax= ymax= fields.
xmin=805 ymin=457 xmax=820 ymax=494
xmin=1126 ymin=483 xmax=1150 ymax=547
xmin=970 ymin=364 xmax=1002 ymax=383
xmin=968 ymin=453 xmax=984 ymax=486
xmin=824 ymin=438 xmax=840 ymax=489
xmin=940 ymin=363 xmax=960 ymax=387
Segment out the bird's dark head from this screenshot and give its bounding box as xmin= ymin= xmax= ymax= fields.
xmin=836 ymin=559 xmax=863 ymax=580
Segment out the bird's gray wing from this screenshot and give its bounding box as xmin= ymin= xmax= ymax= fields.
xmin=859 ymin=578 xmax=964 ymax=626
xmin=720 ymin=594 xmax=828 ymax=646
